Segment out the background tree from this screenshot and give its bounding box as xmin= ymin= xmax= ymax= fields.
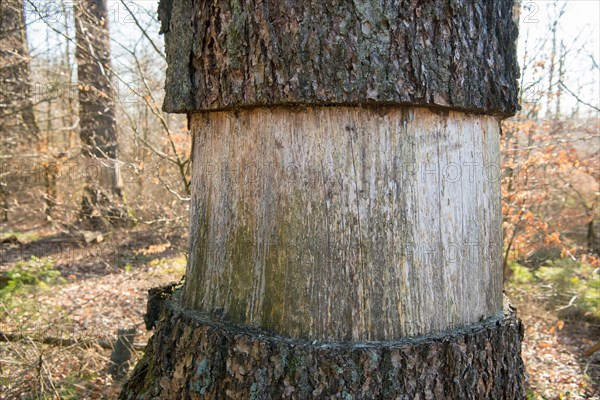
xmin=0 ymin=0 xmax=40 ymax=221
xmin=74 ymin=0 xmax=122 ymax=226
xmin=502 ymin=1 xmax=599 ymax=275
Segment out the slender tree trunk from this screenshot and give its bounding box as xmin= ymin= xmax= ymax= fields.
xmin=556 ymin=40 xmax=565 ymax=117
xmin=74 ymin=0 xmax=122 ymax=227
xmin=123 ymin=0 xmax=525 ymax=398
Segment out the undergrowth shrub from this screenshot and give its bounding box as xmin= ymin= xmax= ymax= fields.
xmin=0 ymin=256 xmax=64 ymax=299
xmin=510 ymin=258 xmax=599 ymax=320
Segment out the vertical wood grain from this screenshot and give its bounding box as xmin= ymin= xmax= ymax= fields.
xmin=184 ymin=106 xmax=503 ymax=341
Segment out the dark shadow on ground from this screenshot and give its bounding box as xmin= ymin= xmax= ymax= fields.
xmin=1 ymin=227 xmax=187 ymax=278
xmin=558 ymin=318 xmax=600 ymax=394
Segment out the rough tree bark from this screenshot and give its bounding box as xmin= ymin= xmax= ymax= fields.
xmin=122 ymin=0 xmax=525 ymax=398
xmin=74 ymin=0 xmax=123 ymax=226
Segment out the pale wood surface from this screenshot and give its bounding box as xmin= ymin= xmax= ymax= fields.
xmin=183 ymin=106 xmax=503 ymax=341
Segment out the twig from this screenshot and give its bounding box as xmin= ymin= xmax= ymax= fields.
xmin=555 ymin=295 xmax=578 ymax=311
xmin=558 ymin=81 xmax=600 ymax=112
xmin=0 ymin=331 xmax=145 ymax=351
xmin=118 ymin=0 xmax=165 ymax=60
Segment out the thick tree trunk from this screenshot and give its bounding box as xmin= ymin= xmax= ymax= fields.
xmin=0 ymin=0 xmax=40 ymax=143
xmin=0 ymin=0 xmax=39 ymax=221
xmin=123 ymin=0 xmax=524 ymax=398
xmin=74 ymin=0 xmax=123 ymax=226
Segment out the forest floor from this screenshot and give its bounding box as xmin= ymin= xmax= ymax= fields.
xmin=0 ymin=224 xmax=599 ymax=399
xmin=508 ymin=284 xmax=600 ymax=399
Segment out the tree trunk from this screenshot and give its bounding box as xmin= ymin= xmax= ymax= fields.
xmin=74 ymin=0 xmax=123 ymax=227
xmin=0 ymin=0 xmax=40 ymax=221
xmin=0 ymin=0 xmax=40 ymax=143
xmin=122 ymin=0 xmax=525 ymax=398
